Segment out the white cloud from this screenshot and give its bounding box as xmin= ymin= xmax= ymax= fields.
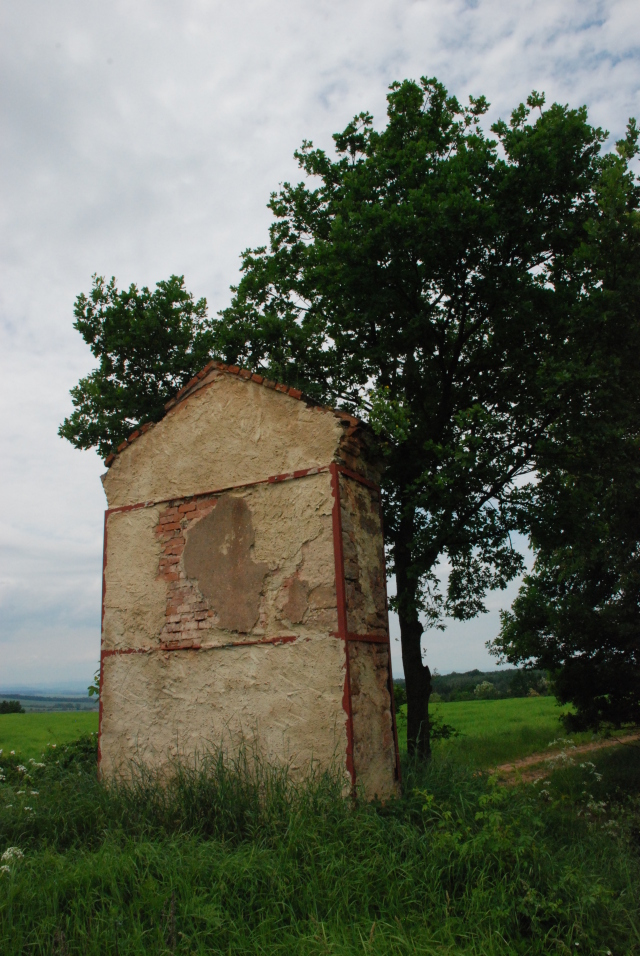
xmin=1 ymin=0 xmax=638 ymax=685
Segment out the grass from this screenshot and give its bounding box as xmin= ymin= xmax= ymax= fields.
xmin=414 ymin=697 xmax=595 ymax=769
xmin=0 ymin=713 xmax=98 ymax=759
xmin=1 ymin=705 xmax=639 ymax=954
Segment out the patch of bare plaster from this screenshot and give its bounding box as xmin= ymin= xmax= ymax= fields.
xmin=282 ymin=577 xmax=309 ymax=624
xmin=183 ymin=495 xmax=268 ymax=633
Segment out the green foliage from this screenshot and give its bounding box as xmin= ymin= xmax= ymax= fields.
xmin=88 ymin=670 xmax=100 ymax=700
xmin=209 ymin=76 xmax=640 ymax=754
xmin=0 ymin=702 xmax=24 ymax=715
xmin=492 ymin=418 xmax=640 ymax=731
xmin=59 ymin=76 xmax=640 ymax=754
xmin=428 ymin=668 xmax=549 ymax=702
xmin=1 ymin=735 xmax=639 ymax=954
xmin=59 ymin=275 xmax=213 ymax=458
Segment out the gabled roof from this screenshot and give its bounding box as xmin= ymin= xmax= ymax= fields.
xmin=104 ymin=361 xmax=365 ymax=469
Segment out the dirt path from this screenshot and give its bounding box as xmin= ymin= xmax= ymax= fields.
xmin=495 ymin=731 xmax=640 ymax=783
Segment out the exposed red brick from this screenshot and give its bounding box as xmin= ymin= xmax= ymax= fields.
xmin=288 ymin=387 xmax=302 ymax=400
xmin=239 ymin=369 xmax=251 ymax=380
xmin=164 ymin=541 xmax=184 ymax=556
xmin=117 ymin=441 xmax=128 ymax=452
xmin=263 ymin=379 xmax=276 ymax=389
xmin=160 ymin=521 xmax=181 ymax=532
xmin=163 ymin=572 xmax=180 ymax=582
xmin=140 ymin=423 xmax=152 ymax=434
xmin=178 ymin=501 xmax=197 ymax=513
xmin=251 ymin=373 xmax=264 ymax=384
xmin=275 ymin=383 xmax=288 ymax=393
xmin=105 ymin=454 xmax=116 ymax=467
xmin=228 ymin=365 xmax=240 ymax=374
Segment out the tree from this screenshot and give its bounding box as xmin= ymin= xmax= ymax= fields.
xmin=492 ymin=440 xmax=640 ymax=730
xmin=62 ymin=78 xmax=640 ymax=757
xmin=210 ymin=78 xmax=640 ymax=755
xmin=491 ymin=144 xmax=640 ymax=731
xmin=59 ymin=275 xmax=213 ymax=459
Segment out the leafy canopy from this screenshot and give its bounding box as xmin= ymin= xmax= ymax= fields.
xmin=60 ymin=76 xmax=640 ymax=749
xmin=59 ymin=275 xmax=213 ymax=459
xmin=209 ymin=77 xmax=640 ymax=750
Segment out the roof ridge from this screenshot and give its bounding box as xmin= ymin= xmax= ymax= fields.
xmin=104 ymin=361 xmax=362 ymax=467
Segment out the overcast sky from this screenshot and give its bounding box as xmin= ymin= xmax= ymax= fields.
xmin=1 ymin=0 xmax=638 ymax=691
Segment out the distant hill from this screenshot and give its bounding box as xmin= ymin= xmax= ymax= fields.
xmin=0 ymin=693 xmax=99 ymax=713
xmin=394 ymin=668 xmax=549 ymax=702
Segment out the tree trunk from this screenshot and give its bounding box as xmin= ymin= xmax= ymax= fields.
xmin=395 ymin=512 xmax=432 ymax=759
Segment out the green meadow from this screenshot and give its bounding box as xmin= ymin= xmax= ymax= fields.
xmin=1 ymin=702 xmax=639 ymax=954
xmin=397 ymin=696 xmax=595 ymax=769
xmin=0 ymin=712 xmax=98 ymax=760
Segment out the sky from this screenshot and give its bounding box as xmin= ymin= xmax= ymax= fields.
xmin=1 ymin=0 xmax=639 ymax=691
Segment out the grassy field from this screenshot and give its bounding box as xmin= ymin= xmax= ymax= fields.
xmin=1 ymin=703 xmax=639 ymax=954
xmin=0 ymin=712 xmax=98 ymax=759
xmin=397 ymin=696 xmax=596 ymax=769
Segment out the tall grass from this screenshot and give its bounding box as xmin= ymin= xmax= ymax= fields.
xmin=1 ymin=736 xmax=639 ymax=954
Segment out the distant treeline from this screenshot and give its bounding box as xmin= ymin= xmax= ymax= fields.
xmin=0 ymin=695 xmax=98 ymax=713
xmin=394 ymin=668 xmax=549 ymax=708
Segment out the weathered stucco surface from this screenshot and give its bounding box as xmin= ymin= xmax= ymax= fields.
xmin=340 ymin=475 xmax=388 ymax=637
xmin=102 ymin=473 xmax=337 ymax=652
xmin=99 ymin=636 xmax=348 ymax=780
xmin=103 ymin=507 xmax=167 ymax=651
xmin=99 ymin=371 xmax=399 ymax=797
xmin=102 ymin=372 xmax=344 ymax=508
xmin=348 ymin=641 xmax=398 ymax=800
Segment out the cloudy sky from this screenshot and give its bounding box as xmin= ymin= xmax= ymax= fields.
xmin=1 ymin=0 xmax=638 ymax=691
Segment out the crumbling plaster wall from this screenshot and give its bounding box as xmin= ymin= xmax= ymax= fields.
xmin=340 ymin=475 xmax=388 ymax=638
xmin=99 ymin=367 xmax=399 ymax=799
xmin=102 ymin=473 xmax=337 ymax=652
xmin=348 ymin=642 xmax=397 ymax=800
xmin=339 ymin=472 xmax=399 ymax=800
xmin=102 ymin=371 xmax=344 ymax=508
xmin=99 ymin=636 xmax=348 ymax=778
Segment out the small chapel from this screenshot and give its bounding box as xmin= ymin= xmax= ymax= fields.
xmin=98 ymin=361 xmax=400 ymax=799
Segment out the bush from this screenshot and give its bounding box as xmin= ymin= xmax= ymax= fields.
xmin=0 ymin=700 xmax=24 ymax=714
